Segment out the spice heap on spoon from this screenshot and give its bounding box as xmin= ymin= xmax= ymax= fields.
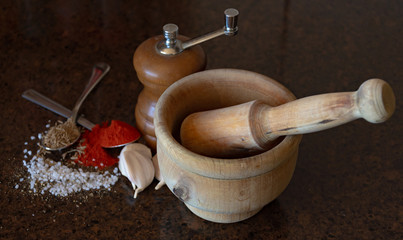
xmin=41 ymin=62 xmax=110 ymax=151
xmin=99 ymin=120 xmax=141 ymax=148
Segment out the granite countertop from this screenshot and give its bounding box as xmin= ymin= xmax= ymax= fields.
xmin=0 ymin=1 xmax=401 ymax=239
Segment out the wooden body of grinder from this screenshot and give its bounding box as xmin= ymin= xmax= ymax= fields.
xmin=180 ymin=79 xmax=396 ymax=158
xmin=133 ymin=9 xmax=239 ymax=151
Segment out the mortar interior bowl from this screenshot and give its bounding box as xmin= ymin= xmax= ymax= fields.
xmin=154 ymin=69 xmax=302 ymax=223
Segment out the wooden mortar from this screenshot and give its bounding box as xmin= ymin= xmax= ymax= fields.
xmin=154 ymin=69 xmax=301 ymax=223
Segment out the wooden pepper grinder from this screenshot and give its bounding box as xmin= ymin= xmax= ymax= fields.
xmin=133 ymin=8 xmax=239 ymax=151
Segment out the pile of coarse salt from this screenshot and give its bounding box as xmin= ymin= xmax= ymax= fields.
xmin=18 ymin=120 xmax=120 ymax=197
xmin=23 ymin=156 xmax=119 ymax=197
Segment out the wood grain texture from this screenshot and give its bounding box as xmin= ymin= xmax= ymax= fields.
xmin=154 ymin=69 xmax=302 ymax=223
xmin=180 ymin=78 xmax=395 ymax=158
xmin=133 ymin=35 xmax=206 ymax=151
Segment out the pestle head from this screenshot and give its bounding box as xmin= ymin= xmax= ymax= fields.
xmin=356 ymin=79 xmax=396 ymax=123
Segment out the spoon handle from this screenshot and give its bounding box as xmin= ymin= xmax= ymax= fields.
xmin=22 ymin=89 xmax=95 ymax=130
xmin=70 ymin=63 xmax=111 ymax=122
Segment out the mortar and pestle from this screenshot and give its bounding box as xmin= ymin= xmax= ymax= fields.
xmin=154 ymin=69 xmax=395 ymax=223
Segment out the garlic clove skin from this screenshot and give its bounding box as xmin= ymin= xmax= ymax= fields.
xmin=119 ymin=143 xmax=155 ymax=198
xmin=152 ymin=154 xmax=166 ymax=190
xmin=126 ymin=142 xmax=151 ymax=158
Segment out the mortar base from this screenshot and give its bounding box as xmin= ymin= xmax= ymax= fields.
xmin=185 ymin=203 xmax=262 ymax=223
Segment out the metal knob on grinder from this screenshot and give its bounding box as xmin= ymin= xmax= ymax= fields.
xmin=157 ymin=8 xmax=239 ymax=55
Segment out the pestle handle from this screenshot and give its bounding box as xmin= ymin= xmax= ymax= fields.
xmin=180 ymin=79 xmax=395 ymax=158
xmin=257 ymin=78 xmax=395 ymax=141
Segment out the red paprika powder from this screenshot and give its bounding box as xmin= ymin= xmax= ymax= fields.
xmin=75 ymin=120 xmax=141 ymax=169
xmin=99 ymin=120 xmax=141 ymax=147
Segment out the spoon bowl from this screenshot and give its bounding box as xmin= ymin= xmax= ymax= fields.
xmin=96 ymin=119 xmax=142 ymax=149
xmin=42 ymin=136 xmax=80 ymax=151
xmin=41 ymin=63 xmax=110 ymax=151
xmin=101 ymin=140 xmax=138 ymax=149
xmin=41 ymin=119 xmax=81 ymax=151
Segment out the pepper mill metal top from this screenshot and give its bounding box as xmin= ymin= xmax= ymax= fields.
xmin=157 ymin=8 xmax=239 ymax=55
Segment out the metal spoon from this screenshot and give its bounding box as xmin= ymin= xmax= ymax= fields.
xmin=23 ymin=89 xmax=140 ymax=149
xmin=22 ymin=89 xmax=95 ymax=130
xmin=102 ymin=139 xmax=140 ymax=149
xmin=41 ymin=62 xmax=110 ymax=151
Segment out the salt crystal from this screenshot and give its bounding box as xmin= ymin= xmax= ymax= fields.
xmin=15 ymin=184 xmax=19 ymax=189
xmin=28 ymin=151 xmax=32 ymax=156
xmin=38 ymin=133 xmax=42 ymax=139
xmin=23 ymin=149 xmax=28 ymax=154
xmin=23 ymin=154 xmax=119 ymax=197
xmin=24 ymin=142 xmax=28 ymax=145
xmin=30 ymin=136 xmax=36 ymax=140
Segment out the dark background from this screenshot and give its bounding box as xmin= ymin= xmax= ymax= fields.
xmin=1 ymin=0 xmax=401 ymax=239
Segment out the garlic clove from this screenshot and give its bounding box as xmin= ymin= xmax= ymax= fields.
xmin=123 ymin=151 xmax=154 ymax=197
xmin=124 ymin=142 xmax=151 ymax=157
xmin=152 ymin=154 xmax=166 ymax=190
xmin=119 ymin=143 xmax=155 ymax=198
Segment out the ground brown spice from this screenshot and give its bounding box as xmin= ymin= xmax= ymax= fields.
xmin=42 ymin=118 xmax=80 ymax=149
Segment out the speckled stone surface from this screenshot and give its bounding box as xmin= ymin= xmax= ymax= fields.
xmin=0 ymin=1 xmax=402 ymax=239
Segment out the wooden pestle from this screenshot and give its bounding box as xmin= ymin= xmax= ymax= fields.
xmin=180 ymin=79 xmax=396 ymax=158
